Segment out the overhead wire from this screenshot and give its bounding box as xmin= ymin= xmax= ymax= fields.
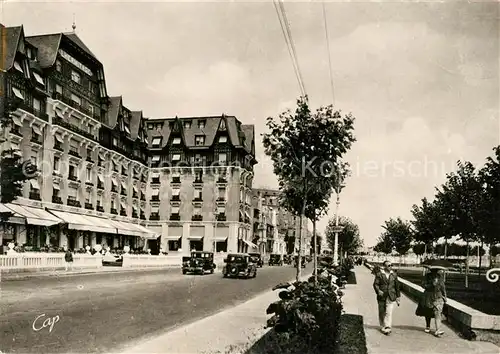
xmin=322 ymin=2 xmax=335 ymax=106
xmin=272 ymin=0 xmax=306 ymax=97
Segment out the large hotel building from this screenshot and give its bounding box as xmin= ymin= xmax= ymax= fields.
xmin=0 ymin=24 xmax=258 ymax=255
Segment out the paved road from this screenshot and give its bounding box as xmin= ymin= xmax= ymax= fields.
xmin=1 ymin=265 xmax=308 ymax=353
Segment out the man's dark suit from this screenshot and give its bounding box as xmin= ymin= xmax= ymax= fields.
xmin=373 ymin=270 xmax=401 ymax=331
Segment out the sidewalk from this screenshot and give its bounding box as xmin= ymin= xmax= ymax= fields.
xmin=1 ymin=265 xmax=180 ymax=280
xmin=118 ymin=273 xmax=312 ymax=354
xmin=343 ymin=266 xmax=500 ymax=354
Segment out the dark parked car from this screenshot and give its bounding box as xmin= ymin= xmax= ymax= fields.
xmin=248 ymin=253 xmax=264 ymax=267
xmin=268 ymin=254 xmax=283 ymax=266
xmin=182 ymin=251 xmax=216 ymax=275
xmin=102 ymin=253 xmax=123 ymax=266
xmin=222 ymin=253 xmax=257 ymax=279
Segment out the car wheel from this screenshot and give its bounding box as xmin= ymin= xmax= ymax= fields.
xmin=182 ymin=269 xmax=187 ymax=274
xmin=210 ymin=269 xmax=214 ymax=274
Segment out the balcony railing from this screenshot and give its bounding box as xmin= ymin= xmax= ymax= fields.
xmin=140 ymin=213 xmax=146 ymax=220
xmin=86 ymin=156 xmax=93 ymax=163
xmin=52 ymin=116 xmax=95 ymax=141
xmin=110 ymin=208 xmax=118 ymax=215
xmin=97 ymin=182 xmax=104 ymax=190
xmin=170 ymin=214 xmax=181 ymax=221
xmin=68 ymin=175 xmax=79 ymax=182
xmin=85 ymin=202 xmax=93 ymax=210
xmin=141 ymin=175 xmax=147 ymax=183
xmin=216 ymin=214 xmax=227 ymax=222
xmin=52 ymin=196 xmax=63 ymax=204
xmin=193 ymin=197 xmax=203 ymax=202
xmin=216 ymin=197 xmax=225 ymax=202
xmin=132 ymin=212 xmax=138 ymax=219
xmin=120 ymin=209 xmax=127 ymax=216
xmin=96 ymin=205 xmax=104 ymax=212
xmin=67 ymin=199 xmax=81 ymax=207
xmin=54 ymin=142 xmax=64 ymax=152
xmin=140 ymin=194 xmax=146 ymax=201
xmin=151 ymin=196 xmax=160 ymax=202
xmin=171 ymin=177 xmax=181 ymax=184
xmin=111 ymin=186 xmax=118 ymax=193
xmin=149 ymin=214 xmax=160 ymax=221
xmin=151 ymin=178 xmax=160 ymax=184
xmin=120 ymin=189 xmax=127 ymax=196
xmin=193 ymin=178 xmax=203 ymax=184
xmin=52 ymin=92 xmax=100 ymax=121
xmin=85 ymin=181 xmax=94 ymax=186
xmin=15 ymin=100 xmax=49 ymax=122
xmin=171 ymin=195 xmax=180 ymax=201
xmin=29 ymin=191 xmax=41 ymax=201
xmin=133 ymin=192 xmax=138 ymax=199
xmin=217 ymin=177 xmax=227 ymax=184
xmin=192 ymin=215 xmax=203 ymax=221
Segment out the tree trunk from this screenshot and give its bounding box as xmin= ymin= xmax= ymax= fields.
xmin=478 ymin=241 xmax=483 ymax=278
xmin=296 ymin=201 xmax=307 ymax=283
xmin=313 ymin=217 xmax=317 ymax=284
xmin=465 ymin=239 xmax=469 ymax=288
xmin=489 ymin=242 xmax=494 ymax=269
xmin=444 ymin=239 xmax=448 ymax=259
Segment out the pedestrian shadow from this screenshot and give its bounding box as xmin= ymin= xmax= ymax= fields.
xmin=365 ymin=324 xmax=424 ymax=333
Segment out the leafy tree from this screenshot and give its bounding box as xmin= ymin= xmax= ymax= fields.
xmin=412 ymin=242 xmax=426 ymax=260
xmin=263 ymin=96 xmax=356 ymax=282
xmin=373 ymin=232 xmax=393 ymax=255
xmin=325 ymin=216 xmax=362 ymax=261
xmin=382 ymin=217 xmax=413 ymax=263
xmin=435 ymin=161 xmax=482 ymax=287
xmin=477 ymin=146 xmax=500 ymax=269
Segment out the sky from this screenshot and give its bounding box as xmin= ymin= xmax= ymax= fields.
xmin=2 ymin=1 xmax=498 ymax=247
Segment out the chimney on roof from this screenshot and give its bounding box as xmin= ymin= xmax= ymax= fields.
xmin=72 ymin=13 xmax=76 ymax=32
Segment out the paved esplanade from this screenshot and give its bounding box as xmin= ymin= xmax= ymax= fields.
xmin=343 ymin=266 xmax=500 ymax=354
xmin=1 ymin=266 xmax=301 ymax=353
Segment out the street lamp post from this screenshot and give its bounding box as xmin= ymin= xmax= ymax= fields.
xmin=333 ymin=192 xmax=340 ymax=266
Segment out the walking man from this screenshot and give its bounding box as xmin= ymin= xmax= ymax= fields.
xmin=373 ymin=260 xmax=401 ymax=335
xmin=64 ymin=248 xmax=74 ymax=271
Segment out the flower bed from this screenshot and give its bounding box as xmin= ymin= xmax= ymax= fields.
xmin=334 ymin=314 xmax=368 ymax=354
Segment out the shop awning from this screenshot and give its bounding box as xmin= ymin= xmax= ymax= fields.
xmin=47 ymin=209 xmax=117 ymax=234
xmin=106 ymin=219 xmax=158 ymax=238
xmin=0 ymin=204 xmax=25 ymax=225
xmin=242 ymin=239 xmax=258 ymax=249
xmin=6 ymin=204 xmax=61 ymax=227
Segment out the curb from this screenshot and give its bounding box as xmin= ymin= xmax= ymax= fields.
xmin=1 ymin=266 xmax=182 ymax=281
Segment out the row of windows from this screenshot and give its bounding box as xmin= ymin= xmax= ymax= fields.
xmin=150 ymin=135 xmax=228 ymax=148
xmin=148 ymin=120 xmax=207 ymax=130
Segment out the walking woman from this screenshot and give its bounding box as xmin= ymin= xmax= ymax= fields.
xmin=416 ymin=267 xmax=447 ymax=336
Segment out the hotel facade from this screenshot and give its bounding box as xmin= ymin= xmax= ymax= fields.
xmin=0 ymin=24 xmax=257 ymax=255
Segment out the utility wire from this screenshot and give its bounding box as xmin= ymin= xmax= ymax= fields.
xmin=322 ymin=2 xmax=335 ymax=106
xmin=273 ymin=0 xmax=306 ymax=97
xmin=278 ymin=0 xmax=307 ymax=97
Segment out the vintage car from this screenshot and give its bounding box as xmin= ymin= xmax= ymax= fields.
xmin=268 ymin=254 xmax=283 ymax=266
xmin=248 ymin=253 xmax=264 ymax=267
xmin=102 ymin=253 xmax=123 ymax=267
xmin=182 ymin=251 xmax=216 ymax=275
xmin=222 ymin=253 xmax=257 ymax=279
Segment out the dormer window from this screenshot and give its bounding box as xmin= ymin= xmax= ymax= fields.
xmin=56 ymin=60 xmax=62 ymax=72
xmin=184 ymin=121 xmax=191 ymax=129
xmin=112 ymin=138 xmax=118 ymax=146
xmin=172 ymin=154 xmax=181 ymax=161
xmin=13 ymin=61 xmax=23 ymax=73
xmin=71 ymin=70 xmax=81 ymax=84
xmin=71 ymin=94 xmax=81 ymax=106
xmin=172 ymin=137 xmax=181 ymax=145
xmin=148 ymin=123 xmax=154 ymax=129
xmin=218 ymin=136 xmax=228 ymax=143
xmin=198 ymin=120 xmax=206 ymax=129
xmin=33 ymin=98 xmax=41 ymax=112
xmin=195 ymin=135 xmax=205 ymax=146
xmin=124 ymin=123 xmax=131 ymax=135
xmin=32 ymin=72 xmax=45 ymax=86
xmin=151 ymin=137 xmax=162 ymax=148
xmin=151 ymin=155 xmax=160 ymax=163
